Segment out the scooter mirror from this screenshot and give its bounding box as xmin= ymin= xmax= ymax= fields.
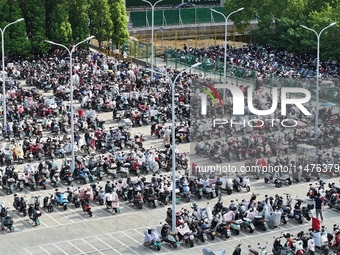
xmin=258 ymin=243 xmax=260 ymax=245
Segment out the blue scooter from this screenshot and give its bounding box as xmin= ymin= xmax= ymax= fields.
xmin=52 ymin=189 xmax=68 ymax=210
xmin=73 ymin=167 xmax=90 ymax=184
xmin=176 ymin=178 xmax=191 ymax=202
xmin=287 ymin=199 xmax=305 ymax=224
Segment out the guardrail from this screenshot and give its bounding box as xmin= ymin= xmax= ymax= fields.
xmin=129 ymin=7 xmax=225 ymax=28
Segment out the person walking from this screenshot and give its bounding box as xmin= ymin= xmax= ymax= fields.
xmin=164 ymin=126 xmax=171 ymax=145
xmin=314 ymin=193 xmax=324 ymax=222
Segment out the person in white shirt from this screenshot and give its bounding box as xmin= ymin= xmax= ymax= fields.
xmin=164 ymin=127 xmax=171 ymax=145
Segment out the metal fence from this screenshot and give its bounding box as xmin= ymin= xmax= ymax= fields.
xmin=126 ymin=0 xmax=221 ymax=8
xmin=129 ymin=7 xmax=225 ymax=28
xmin=164 ymin=48 xmax=340 ymax=105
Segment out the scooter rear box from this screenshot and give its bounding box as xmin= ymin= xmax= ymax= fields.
xmin=312 ymin=217 xmax=321 ymax=231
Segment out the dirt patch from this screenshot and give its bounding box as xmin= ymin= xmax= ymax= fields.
xmin=154 ymin=38 xmax=246 ymax=53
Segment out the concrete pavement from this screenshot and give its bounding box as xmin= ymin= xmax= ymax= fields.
xmin=0 ymin=57 xmax=339 ymax=255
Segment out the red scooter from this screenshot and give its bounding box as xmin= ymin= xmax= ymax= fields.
xmin=80 ymin=195 xmax=92 ymax=217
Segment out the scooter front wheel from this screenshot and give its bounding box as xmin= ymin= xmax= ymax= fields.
xmin=208 ymin=234 xmax=215 ymax=240
xmin=47 ymin=206 xmax=54 ymax=213
xmin=275 ymin=182 xmax=282 ymax=188
xmin=63 ymin=204 xmax=67 ymax=210
xmin=88 ymin=210 xmax=93 ymax=217
xmin=246 ymin=186 xmax=250 ymax=192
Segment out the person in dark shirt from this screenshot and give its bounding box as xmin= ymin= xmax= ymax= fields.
xmin=314 ymin=193 xmax=324 ymax=222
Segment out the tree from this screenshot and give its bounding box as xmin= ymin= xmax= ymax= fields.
xmin=68 ymin=0 xmax=91 ymax=43
xmin=300 ymin=3 xmax=340 ymax=60
xmin=7 ymin=0 xmax=30 ymax=55
xmin=49 ymin=0 xmax=72 ymax=45
xmin=0 ymin=0 xmax=29 ymax=55
xmin=108 ymin=0 xmax=129 ymax=47
xmin=88 ymin=0 xmax=113 ymax=49
xmin=18 ymin=0 xmax=49 ymax=53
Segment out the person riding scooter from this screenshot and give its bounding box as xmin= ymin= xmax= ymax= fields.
xmin=143 ymin=227 xmax=161 ymax=246
xmin=105 ymin=181 xmax=113 ymax=193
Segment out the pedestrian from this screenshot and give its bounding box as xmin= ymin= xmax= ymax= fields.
xmin=183 ymin=44 xmax=187 ymax=52
xmin=164 ymin=127 xmax=171 ymax=145
xmin=314 ymin=193 xmax=324 ymax=222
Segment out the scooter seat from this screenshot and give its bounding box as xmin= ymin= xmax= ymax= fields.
xmin=249 ymin=249 xmax=259 ymax=255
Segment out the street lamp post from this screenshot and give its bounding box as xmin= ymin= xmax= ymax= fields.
xmin=142 ymin=0 xmax=163 ymax=81
xmin=300 ymin=22 xmax=336 ymax=143
xmin=1 ymin=18 xmax=24 ymax=132
xmin=211 ymin=8 xmax=244 ymax=117
xmin=45 ymin=36 xmax=95 ymax=174
xmin=147 ymin=62 xmax=201 ymax=232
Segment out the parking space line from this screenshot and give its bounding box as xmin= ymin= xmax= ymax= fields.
xmin=110 ymin=248 xmax=125 ymax=255
xmin=67 ymin=241 xmax=86 ymax=254
xmin=39 ymin=245 xmax=52 ymax=255
xmin=0 ymin=189 xmax=8 ymax=196
xmin=107 ymin=234 xmax=141 ymax=255
xmin=214 ymin=236 xmax=225 ymax=242
xmin=52 ymin=243 xmax=68 ymax=255
xmin=79 ymin=238 xmax=106 ymax=255
xmin=121 ymin=232 xmax=159 ymax=255
xmin=94 ymin=236 xmax=113 ymax=249
xmin=54 ymin=206 xmax=84 ymax=223
xmin=39 ymin=208 xmax=63 ymax=226
xmin=90 ymin=202 xmax=115 ymax=217
xmin=9 ymin=211 xmax=34 ymax=230
xmin=24 ymin=248 xmax=34 ymax=255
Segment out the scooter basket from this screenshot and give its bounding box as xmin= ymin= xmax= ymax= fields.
xmin=215 ymin=180 xmax=223 ymax=186
xmin=283 ymin=206 xmax=290 ymax=213
xmin=201 ymin=224 xmax=210 ymax=230
xmin=307 ymin=204 xmax=314 ymax=210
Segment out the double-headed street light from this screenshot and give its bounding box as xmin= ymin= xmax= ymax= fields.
xmin=45 ymin=36 xmax=95 ymax=174
xmin=142 ymin=0 xmax=163 ymax=81
xmin=147 ymin=62 xmax=201 ymax=232
xmin=300 ymin=22 xmax=336 ymax=143
xmin=211 ymin=8 xmax=244 ymax=117
xmin=1 ymin=18 xmax=24 ymax=131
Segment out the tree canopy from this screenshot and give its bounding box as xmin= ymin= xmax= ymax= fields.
xmin=0 ymin=0 xmax=129 ymax=55
xmin=224 ymin=0 xmax=340 ymax=59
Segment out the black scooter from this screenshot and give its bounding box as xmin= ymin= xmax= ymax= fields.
xmin=13 ymin=194 xmax=27 ymax=216
xmin=43 ymin=195 xmax=54 ymax=212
